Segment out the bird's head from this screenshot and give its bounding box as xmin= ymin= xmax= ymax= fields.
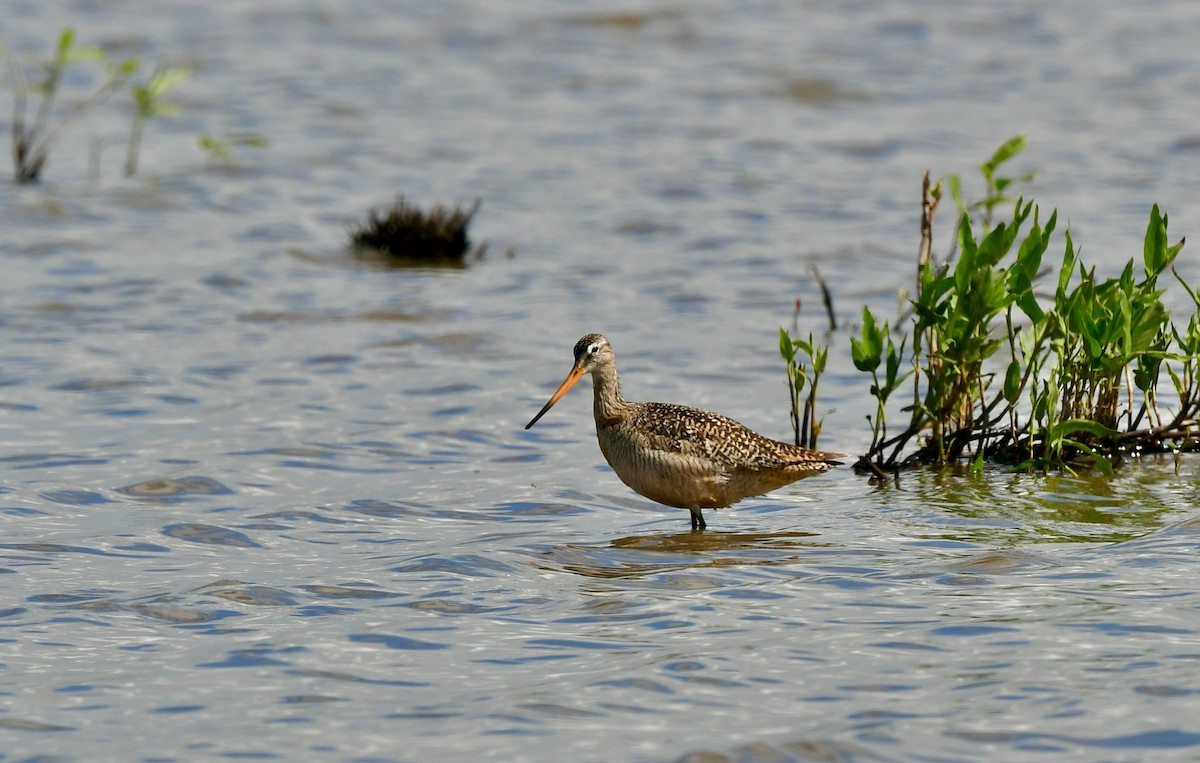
xmin=525 ymin=333 xmax=612 ymax=429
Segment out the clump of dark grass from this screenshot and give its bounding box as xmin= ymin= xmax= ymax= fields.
xmin=348 ymin=197 xmax=482 ymax=267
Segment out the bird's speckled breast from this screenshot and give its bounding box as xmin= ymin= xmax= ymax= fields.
xmin=595 ymin=422 xmax=732 ymax=509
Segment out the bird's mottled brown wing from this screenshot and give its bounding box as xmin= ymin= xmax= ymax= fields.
xmin=627 ymin=402 xmax=832 ymax=471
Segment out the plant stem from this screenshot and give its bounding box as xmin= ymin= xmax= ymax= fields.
xmin=811 ymin=265 xmax=836 ymax=331
xmin=124 ymin=113 xmax=145 ymax=176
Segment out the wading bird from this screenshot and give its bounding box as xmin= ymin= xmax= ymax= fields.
xmin=525 ymin=334 xmax=843 ymax=529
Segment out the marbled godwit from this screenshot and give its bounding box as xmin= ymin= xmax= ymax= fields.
xmin=525 ymin=333 xmax=843 ymax=529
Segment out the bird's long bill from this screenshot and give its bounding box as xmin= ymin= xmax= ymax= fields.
xmin=525 ymin=363 xmax=586 ymax=429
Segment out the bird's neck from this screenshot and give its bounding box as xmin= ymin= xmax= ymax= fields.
xmin=590 ymin=364 xmax=627 ymax=427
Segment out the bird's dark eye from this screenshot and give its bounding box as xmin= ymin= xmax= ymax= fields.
xmin=588 ymin=344 xmax=600 ymax=355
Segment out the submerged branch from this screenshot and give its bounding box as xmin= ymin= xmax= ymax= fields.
xmin=811 ymin=264 xmax=836 ymax=331
xmin=917 ymin=170 xmax=937 ymax=288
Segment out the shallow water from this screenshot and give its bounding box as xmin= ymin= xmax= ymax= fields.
xmin=3 ymin=1 xmax=1200 ymax=761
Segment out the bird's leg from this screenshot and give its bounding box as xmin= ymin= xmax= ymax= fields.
xmin=689 ymin=508 xmax=706 ymax=530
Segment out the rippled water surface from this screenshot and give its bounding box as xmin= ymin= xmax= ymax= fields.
xmin=4 ymin=1 xmax=1200 ymax=761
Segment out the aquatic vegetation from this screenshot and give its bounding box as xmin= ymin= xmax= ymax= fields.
xmin=778 ymin=329 xmax=828 ymax=449
xmin=6 ymin=26 xmax=194 ymax=182
xmin=779 ymin=269 xmax=836 ymax=449
xmin=846 ymin=138 xmax=1198 ymax=474
xmin=125 ymin=65 xmax=189 ymax=176
xmin=198 ymin=130 xmax=269 ymax=165
xmin=8 ymin=27 xmax=138 ymax=183
xmin=348 ymin=197 xmax=482 ymax=267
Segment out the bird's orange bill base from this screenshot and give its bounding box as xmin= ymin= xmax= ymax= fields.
xmin=525 ymin=364 xmax=586 ymax=429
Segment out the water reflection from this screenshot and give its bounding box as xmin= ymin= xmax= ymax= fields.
xmin=611 ymin=528 xmax=823 ymax=554
xmin=673 ymin=738 xmax=886 ymax=763
xmin=116 ymin=475 xmax=234 ymax=499
xmin=942 ymin=548 xmax=1059 ymax=574
xmin=873 ymin=463 xmax=1189 ymax=544
xmin=533 ymin=529 xmax=825 ymax=580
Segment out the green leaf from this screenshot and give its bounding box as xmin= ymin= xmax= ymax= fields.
xmin=1002 ymin=360 xmax=1022 ymax=403
xmin=851 ymin=307 xmax=883 ymax=372
xmin=1057 ymin=231 xmax=1077 ymax=296
xmin=778 ymin=328 xmax=794 ymax=363
xmin=986 ymin=134 xmax=1027 ymax=171
xmin=233 ymin=133 xmax=269 ymax=148
xmin=55 ymin=27 xmax=75 ymax=62
xmin=947 ymin=174 xmax=965 ymax=213
xmin=971 ymin=448 xmax=985 ymax=474
xmin=199 ymin=134 xmax=232 ymax=160
xmin=1048 ymin=418 xmax=1120 ymax=441
xmin=1013 ymin=283 xmax=1045 ymax=325
xmin=1060 ymin=438 xmax=1115 ymax=476
xmin=1166 ymin=363 xmax=1185 ymax=396
xmin=813 ymin=341 xmax=829 ymax=374
xmin=148 ymin=102 xmax=180 ymax=118
xmin=150 ymin=67 xmax=189 ymax=95
xmin=70 ymin=43 xmax=110 ymax=65
xmin=1032 ymin=388 xmax=1047 ymax=421
xmin=132 ymin=67 xmax=187 ymax=117
xmin=1144 ymin=203 xmax=1166 ymax=277
xmin=1133 ymin=354 xmax=1161 ymax=392
xmin=954 ymin=215 xmax=977 ymax=295
xmin=119 ymin=58 xmax=141 ymax=76
xmin=1167 ymin=236 xmax=1186 ymax=267
xmin=885 ymin=336 xmax=904 ymax=386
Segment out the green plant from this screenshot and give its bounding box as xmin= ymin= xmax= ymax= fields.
xmin=125 ymin=65 xmax=188 ymax=176
xmin=198 ymin=131 xmax=269 ymax=164
xmin=913 ymin=199 xmax=1055 ymax=461
xmin=850 ymin=306 xmax=908 ymax=459
xmin=779 ymin=329 xmax=828 ymax=448
xmin=9 ymin=27 xmax=138 ymax=183
xmin=856 ymin=138 xmax=1197 ymax=474
xmin=948 ymin=134 xmax=1034 ymax=229
xmin=1164 ymin=262 xmax=1200 ymax=444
